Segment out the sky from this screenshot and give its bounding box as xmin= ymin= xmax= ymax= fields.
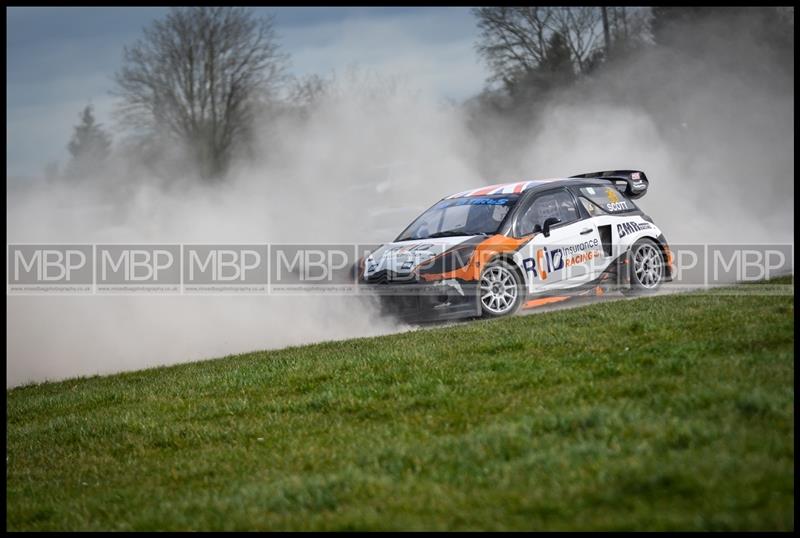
xmin=6 ymin=7 xmax=488 ymax=178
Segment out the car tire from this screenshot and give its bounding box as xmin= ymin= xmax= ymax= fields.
xmin=477 ymin=259 xmax=524 ymax=318
xmin=623 ymin=237 xmax=665 ymax=296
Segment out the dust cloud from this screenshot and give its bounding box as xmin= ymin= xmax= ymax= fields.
xmin=7 ymin=74 xmax=480 ymax=387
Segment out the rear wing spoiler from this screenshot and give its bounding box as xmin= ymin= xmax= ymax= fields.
xmin=569 ymin=170 xmax=649 ymax=199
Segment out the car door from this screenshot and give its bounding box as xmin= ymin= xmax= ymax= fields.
xmin=514 ymin=188 xmax=604 ymax=294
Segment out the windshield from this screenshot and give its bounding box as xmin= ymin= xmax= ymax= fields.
xmin=396 ymin=195 xmax=519 ymax=241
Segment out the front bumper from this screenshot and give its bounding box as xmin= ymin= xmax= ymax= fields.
xmin=360 ymin=273 xmax=480 ymax=322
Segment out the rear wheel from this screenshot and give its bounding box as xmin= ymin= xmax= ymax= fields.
xmin=478 ymin=260 xmax=524 ymax=318
xmin=624 ymin=238 xmax=665 ymax=296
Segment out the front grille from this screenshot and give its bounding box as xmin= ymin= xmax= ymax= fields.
xmin=365 ymin=269 xmax=390 ymax=284
xmin=363 ymin=270 xmax=418 ymax=285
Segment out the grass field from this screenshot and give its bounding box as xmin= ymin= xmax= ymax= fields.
xmin=6 ymin=278 xmax=794 ymax=530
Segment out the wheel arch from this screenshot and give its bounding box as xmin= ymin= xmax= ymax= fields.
xmin=644 ymin=232 xmax=673 ymax=279
xmin=485 ymin=252 xmax=529 ymax=290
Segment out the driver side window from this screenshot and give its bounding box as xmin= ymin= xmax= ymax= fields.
xmin=515 ymin=189 xmax=579 ymax=236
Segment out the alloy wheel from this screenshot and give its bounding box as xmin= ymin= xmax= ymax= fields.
xmin=480 ymin=265 xmax=519 ymax=314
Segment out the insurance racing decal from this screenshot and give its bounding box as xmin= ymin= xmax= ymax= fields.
xmin=521 ymin=238 xmax=603 ymax=280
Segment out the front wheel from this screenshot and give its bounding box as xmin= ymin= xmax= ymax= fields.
xmin=478 ymin=260 xmax=524 ymax=318
xmin=623 ymin=238 xmax=665 ymax=296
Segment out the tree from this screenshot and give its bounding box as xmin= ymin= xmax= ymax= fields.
xmin=285 ymin=73 xmax=330 ymax=115
xmin=541 ymin=31 xmax=576 ymax=79
xmin=606 ymin=7 xmax=651 ymax=59
xmin=509 ymin=30 xmax=576 ymax=99
xmin=474 ymin=7 xmax=603 ymax=85
xmin=473 ymin=7 xmax=587 ymax=119
xmin=550 ymin=7 xmax=603 ymax=73
xmin=65 ymin=105 xmax=112 ymax=179
xmin=474 ymin=7 xmax=555 ymax=87
xmin=113 ymin=7 xmax=288 ymax=180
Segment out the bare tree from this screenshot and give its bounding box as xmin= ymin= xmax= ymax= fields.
xmin=549 ymin=7 xmax=603 ymax=73
xmin=114 ymin=7 xmax=288 ymax=180
xmin=287 ymin=73 xmax=330 ymax=110
xmin=475 ymin=6 xmax=605 ymax=87
xmin=602 ymin=7 xmax=611 ymax=58
xmin=474 ymin=7 xmax=555 ymax=86
xmin=606 ymin=7 xmax=651 ymax=56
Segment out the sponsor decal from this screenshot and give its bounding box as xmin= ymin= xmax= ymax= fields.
xmin=436 ymin=197 xmax=511 ymax=208
xmin=617 ymin=220 xmax=652 ymax=238
xmin=376 ymin=243 xmax=435 ymax=256
xmin=605 ymin=188 xmax=630 ymax=211
xmin=522 ymin=238 xmax=602 ymax=280
xmin=564 ymin=249 xmax=599 ymax=267
xmin=630 ymin=175 xmax=646 ymax=192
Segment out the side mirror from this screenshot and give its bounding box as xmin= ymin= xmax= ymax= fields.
xmin=543 ymin=217 xmax=561 ymax=237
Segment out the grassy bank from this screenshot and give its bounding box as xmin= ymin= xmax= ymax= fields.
xmin=6 ymin=278 xmax=794 ymax=530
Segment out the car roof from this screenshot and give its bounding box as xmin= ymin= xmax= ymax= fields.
xmin=443 ymin=178 xmax=608 ymax=199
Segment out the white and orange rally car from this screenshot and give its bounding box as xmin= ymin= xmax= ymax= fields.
xmin=358 ymin=170 xmax=673 ymax=322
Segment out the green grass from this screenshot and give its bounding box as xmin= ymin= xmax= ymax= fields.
xmin=6 ymin=278 xmax=794 ymax=530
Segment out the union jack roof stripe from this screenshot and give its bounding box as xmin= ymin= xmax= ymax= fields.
xmin=445 ymin=179 xmax=561 ymax=199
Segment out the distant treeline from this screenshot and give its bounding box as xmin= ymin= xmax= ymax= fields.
xmin=59 ymin=7 xmax=794 ymax=184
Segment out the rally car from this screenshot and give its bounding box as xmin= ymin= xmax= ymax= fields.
xmin=358 ymin=170 xmax=673 ymax=322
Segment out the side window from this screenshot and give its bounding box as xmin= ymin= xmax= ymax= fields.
xmin=515 ymin=190 xmax=579 ymax=236
xmin=579 ymin=196 xmax=600 ymax=217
